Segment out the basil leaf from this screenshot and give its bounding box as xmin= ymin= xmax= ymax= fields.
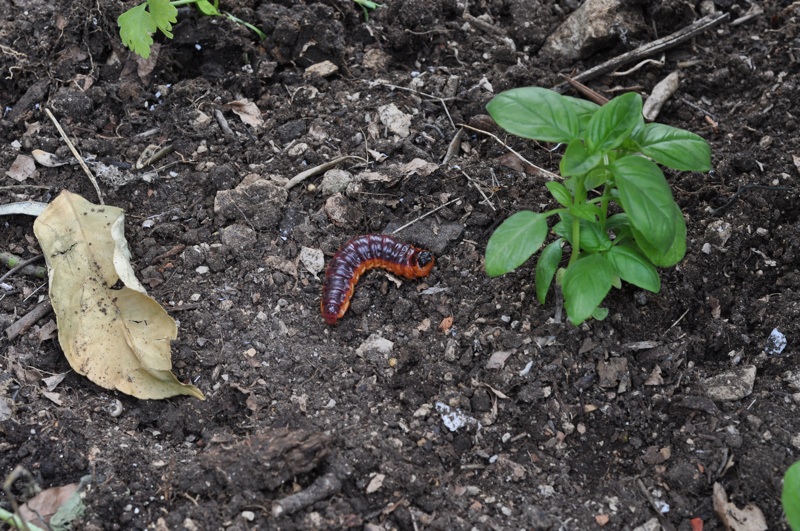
xmin=563 ymin=254 xmax=615 ymax=325
xmin=605 ymin=245 xmax=661 ymax=292
xmin=632 ymin=122 xmax=711 ymax=171
xmin=535 ymin=239 xmax=563 ymax=304
xmin=487 ymin=87 xmax=581 ymax=143
xmin=586 ymin=92 xmax=643 ymax=153
xmin=485 ymin=211 xmax=550 ymax=276
xmin=612 ymin=156 xmax=678 ymax=254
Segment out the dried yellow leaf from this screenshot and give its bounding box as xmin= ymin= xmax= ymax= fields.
xmin=33 ymin=191 xmax=204 ymax=400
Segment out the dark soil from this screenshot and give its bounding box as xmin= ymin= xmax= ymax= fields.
xmin=2 ymin=0 xmax=800 ymax=529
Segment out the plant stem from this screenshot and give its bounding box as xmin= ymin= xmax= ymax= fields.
xmin=0 ymin=507 xmax=47 ymax=531
xmin=223 ymin=12 xmax=267 ymax=39
xmin=169 ymin=0 xmax=199 ymax=6
xmin=568 ymin=177 xmax=587 ymax=266
xmin=599 ymin=184 xmax=612 ymax=229
xmin=568 ymin=216 xmax=581 ymax=266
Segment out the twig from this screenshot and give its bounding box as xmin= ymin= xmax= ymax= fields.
xmin=442 ymin=128 xmax=463 ymax=164
xmin=636 ymin=478 xmax=675 ymax=531
xmin=213 ymin=108 xmax=235 ymax=137
xmin=554 ymin=12 xmax=729 ymax=90
xmin=0 ymin=185 xmax=52 ymax=191
xmin=463 ymin=13 xmax=507 ymax=37
xmin=136 ymin=144 xmax=174 ymax=169
xmin=372 ymin=80 xmax=457 ymax=130
xmin=560 ymin=76 xmax=609 ymax=105
xmin=461 ymin=170 xmax=496 ymax=211
xmin=284 ymin=155 xmax=367 ymax=190
xmin=0 ymin=202 xmax=48 ymax=217
xmin=680 ymin=97 xmax=719 ymax=123
xmin=664 ymin=308 xmax=690 ymax=334
xmin=711 ymin=184 xmax=794 ymax=216
xmin=4 ymin=300 xmax=53 ymax=341
xmin=370 ymin=81 xmax=458 ymax=102
xmin=271 ymin=470 xmax=342 ymax=517
xmin=44 ymin=108 xmax=104 ymax=205
xmin=0 ymin=253 xmax=45 ymax=284
xmin=609 ymin=56 xmax=666 ymax=77
xmin=391 ymin=197 xmax=462 ymax=234
xmin=459 ymin=123 xmax=560 ymax=180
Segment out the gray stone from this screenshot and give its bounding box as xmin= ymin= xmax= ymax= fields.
xmin=542 ymin=0 xmax=645 ymax=60
xmin=701 ymin=365 xmax=756 ymax=401
xmin=214 ymin=175 xmax=287 ymax=230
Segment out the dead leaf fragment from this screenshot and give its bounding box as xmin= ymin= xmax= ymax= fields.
xmin=264 ymin=255 xmax=298 ymax=277
xmin=33 ymin=191 xmax=204 ymax=400
xmin=378 ymin=103 xmax=412 ymax=138
xmin=486 ymin=350 xmax=513 ymax=369
xmin=299 ymin=247 xmax=325 ymax=278
xmin=304 ymin=60 xmax=338 ymax=77
xmin=366 ymin=473 xmax=385 ymax=494
xmin=36 ymin=319 xmax=59 ymax=344
xmin=6 ymin=154 xmax=37 ymax=181
xmin=19 ymin=482 xmax=83 ymax=529
xmin=712 ymin=482 xmax=767 ymax=531
xmin=41 ymin=390 xmax=63 ymax=405
xmin=400 ymin=158 xmax=439 ymax=177
xmin=643 ymin=71 xmax=680 ymax=121
xmin=644 ymin=365 xmax=664 ymax=386
xmin=42 ymin=372 xmax=68 ymax=391
xmin=32 ymin=149 xmax=69 ymax=167
xmin=225 ymin=99 xmax=265 ymax=127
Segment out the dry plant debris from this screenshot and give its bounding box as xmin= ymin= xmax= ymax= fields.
xmin=33 ymin=191 xmax=204 ymax=400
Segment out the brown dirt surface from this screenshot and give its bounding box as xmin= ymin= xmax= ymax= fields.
xmin=2 ymin=0 xmax=800 ymax=529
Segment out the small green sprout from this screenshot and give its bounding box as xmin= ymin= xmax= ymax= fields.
xmin=484 ymin=87 xmax=712 ymax=325
xmin=785 ymin=461 xmax=800 ymax=530
xmin=354 ymin=0 xmax=382 ymax=20
xmin=118 ymin=0 xmax=266 ymax=59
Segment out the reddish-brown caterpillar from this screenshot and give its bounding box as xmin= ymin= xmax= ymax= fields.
xmin=321 ymin=234 xmax=434 ymax=325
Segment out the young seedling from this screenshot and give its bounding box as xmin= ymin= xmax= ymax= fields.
xmin=484 ymin=87 xmax=711 ymax=325
xmin=354 ymin=0 xmax=382 ymax=20
xmin=118 ymin=0 xmax=266 ymax=59
xmin=785 ymin=461 xmax=800 ymax=530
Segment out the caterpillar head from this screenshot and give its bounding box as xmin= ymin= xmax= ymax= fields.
xmin=414 ymin=250 xmax=435 ymax=276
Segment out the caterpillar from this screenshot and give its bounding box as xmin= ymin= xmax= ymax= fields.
xmin=321 ymin=234 xmax=435 ymax=325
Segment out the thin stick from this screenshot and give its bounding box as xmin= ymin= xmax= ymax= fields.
xmin=554 ymin=12 xmax=729 ymax=90
xmin=4 ymin=300 xmax=53 ymax=341
xmin=284 ymin=155 xmax=367 ymax=190
xmin=213 ymin=108 xmax=234 ymax=137
xmin=680 ymin=97 xmax=719 ymax=122
xmin=372 ymin=81 xmax=457 ymax=130
xmin=461 ymin=170 xmax=496 ymax=211
xmin=44 ymin=108 xmax=103 ymax=205
xmin=271 ymin=470 xmax=342 ymax=517
xmin=442 ymin=128 xmax=463 ymax=164
xmin=459 ymin=123 xmax=560 ymax=180
xmin=391 ymin=197 xmax=462 ymax=234
xmin=665 ymin=308 xmax=690 ymax=334
xmin=0 ymin=185 xmax=52 ymax=191
xmin=371 ymin=81 xmax=457 ymax=102
xmin=560 ymin=76 xmax=609 ymax=105
xmin=463 ymin=13 xmax=507 ymax=37
xmin=609 ymin=56 xmax=666 ymax=77
xmin=136 ymin=144 xmax=174 ymax=169
xmin=0 ymin=253 xmax=45 ymax=284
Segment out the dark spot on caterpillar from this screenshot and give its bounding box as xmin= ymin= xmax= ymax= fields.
xmin=321 ymin=234 xmax=435 ymax=325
